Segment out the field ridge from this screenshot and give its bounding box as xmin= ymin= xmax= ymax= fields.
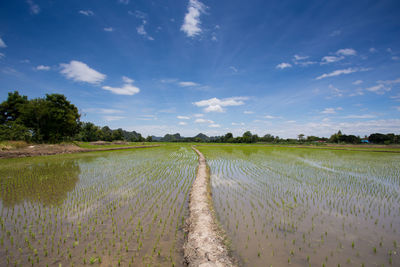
xmin=184 ymin=146 xmax=237 ymax=267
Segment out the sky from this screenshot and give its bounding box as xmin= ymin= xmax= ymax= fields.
xmin=0 ymin=0 xmax=400 ymax=138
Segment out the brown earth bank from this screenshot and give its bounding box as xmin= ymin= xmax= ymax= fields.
xmin=184 ymin=146 xmax=237 ymax=267
xmin=0 ymin=143 xmax=160 ymax=159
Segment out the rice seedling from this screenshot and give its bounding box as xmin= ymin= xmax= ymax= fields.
xmin=199 ymin=145 xmax=400 ymax=267
xmin=0 ymin=145 xmax=197 ymax=266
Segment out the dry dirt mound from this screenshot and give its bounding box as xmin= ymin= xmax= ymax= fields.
xmin=184 ymin=147 xmax=237 ymax=267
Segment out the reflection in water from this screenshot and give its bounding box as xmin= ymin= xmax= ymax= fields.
xmin=0 ymin=160 xmax=80 ymax=206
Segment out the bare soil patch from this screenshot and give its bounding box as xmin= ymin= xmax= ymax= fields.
xmin=184 ymin=146 xmax=237 ymax=267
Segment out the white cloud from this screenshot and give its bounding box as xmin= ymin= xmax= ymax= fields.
xmin=79 ymin=10 xmax=94 ymax=16
xmin=103 ymin=116 xmax=125 ymax=121
xmin=193 ymin=113 xmax=204 ymax=117
xmin=353 ymin=80 xmax=363 ymax=85
xmin=329 ymin=84 xmax=343 ymax=97
xmin=193 ymin=97 xmax=247 ymax=113
xmin=244 ymin=111 xmax=254 ymax=114
xmin=118 ymin=0 xmax=130 ymax=4
xmin=131 ymin=10 xmax=147 ymax=19
xmin=102 ymin=76 xmax=140 ymax=95
xmin=136 ymin=21 xmax=154 ymax=40
xmin=229 ymin=66 xmax=238 ymax=73
xmin=179 ymin=81 xmax=199 ymax=87
xmin=0 ymin=37 xmax=7 ymax=48
xmin=316 ymin=68 xmax=367 ymax=80
xmin=293 ymin=55 xmax=309 ymax=61
xmin=195 ymin=118 xmax=214 ymax=124
xmin=343 ymin=114 xmax=377 ymax=119
xmin=321 ymin=56 xmax=343 ymax=64
xmin=26 ymin=0 xmax=40 ymax=14
xmin=177 ymin=116 xmax=190 ymax=120
xmin=179 ymin=121 xmax=187 ymax=125
xmin=365 ymin=84 xmax=389 ymax=93
xmin=83 ymin=108 xmax=123 ymax=114
xmin=321 ymin=108 xmax=337 ymax=114
xmin=209 ymin=124 xmax=220 ymax=128
xmin=180 ymin=0 xmax=206 ymax=37
xmin=104 ymin=27 xmax=114 ymax=32
xmin=392 ymin=56 xmax=400 ymax=61
xmin=60 ymin=60 xmax=106 ymax=84
xmin=36 ymin=65 xmax=50 ymax=71
xmin=369 ymin=47 xmax=377 ymax=53
xmin=122 ymin=76 xmax=134 ymax=83
xmin=0 ymin=53 xmax=4 ymax=59
xmin=136 ymin=24 xmax=146 ymax=35
xmin=336 ymin=48 xmax=357 ymax=56
xmin=276 ymin=62 xmax=292 ymax=69
xmin=264 ymin=115 xmax=276 ymax=119
xmin=377 ymin=77 xmax=400 ymax=85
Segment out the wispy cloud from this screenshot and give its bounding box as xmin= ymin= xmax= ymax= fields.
xmin=244 ymin=111 xmax=254 ymax=114
xmin=193 ymin=97 xmax=247 ymax=113
xmin=321 ymin=56 xmax=343 ymax=64
xmin=336 ymin=48 xmax=357 ymax=56
xmin=321 ymin=107 xmax=337 ymax=114
xmin=26 ymin=0 xmax=40 ymax=14
xmin=316 ymin=68 xmax=367 ymax=80
xmin=118 ymin=0 xmax=130 ymax=4
xmin=329 ymin=30 xmax=341 ymax=37
xmin=36 ymin=65 xmax=50 ymax=71
xmin=180 ymin=0 xmax=206 ymax=37
xmin=104 ymin=27 xmax=114 ymax=32
xmin=60 ymin=60 xmax=106 ymax=84
xmin=209 ymin=124 xmax=220 ymax=128
xmin=377 ymin=77 xmax=400 ymax=85
xmin=229 ymin=66 xmax=238 ymax=73
xmin=83 ymin=108 xmax=124 ymax=114
xmin=179 ymin=81 xmax=199 ymax=87
xmin=179 ymin=121 xmax=187 ymax=125
xmin=195 ymin=118 xmax=214 ymax=123
xmin=104 ymin=115 xmax=125 ymax=121
xmin=0 ymin=37 xmax=7 ymax=48
xmin=276 ymin=62 xmax=292 ymax=69
xmin=136 ymin=20 xmax=154 ymax=40
xmin=352 ymin=80 xmax=363 ymax=85
xmin=343 ymin=114 xmax=376 ymax=119
xmin=0 ymin=53 xmax=4 ymax=59
xmin=102 ymin=76 xmax=140 ymax=95
xmin=79 ymin=10 xmax=94 ymax=16
xmin=177 ymin=115 xmax=190 ymax=120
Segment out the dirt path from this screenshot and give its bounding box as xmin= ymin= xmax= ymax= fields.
xmin=0 ymin=143 xmax=160 ymax=159
xmin=184 ymin=146 xmax=237 ymax=267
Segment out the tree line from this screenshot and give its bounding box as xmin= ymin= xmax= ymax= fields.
xmin=1 ymin=91 xmax=399 ymax=144
xmin=0 ymin=91 xmax=147 ymax=143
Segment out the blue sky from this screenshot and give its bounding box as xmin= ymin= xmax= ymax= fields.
xmin=1 ymin=0 xmax=400 ymax=138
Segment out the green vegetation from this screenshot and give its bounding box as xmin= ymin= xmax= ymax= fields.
xmin=0 ymin=145 xmax=197 ymax=266
xmin=199 ymin=145 xmax=400 ymax=266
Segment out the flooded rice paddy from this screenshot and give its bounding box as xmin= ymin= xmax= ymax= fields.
xmin=199 ymin=146 xmax=400 ymax=267
xmin=0 ymin=146 xmax=197 ymax=267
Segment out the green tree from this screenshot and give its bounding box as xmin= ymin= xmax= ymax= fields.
xmin=242 ymin=131 xmax=253 ymax=143
xmin=0 ymin=91 xmax=28 ymax=124
xmin=21 ymin=94 xmax=80 ymax=142
xmin=77 ymin=122 xmax=101 ymax=141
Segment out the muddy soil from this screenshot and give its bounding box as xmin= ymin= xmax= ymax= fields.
xmin=184 ymin=146 xmax=237 ymax=267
